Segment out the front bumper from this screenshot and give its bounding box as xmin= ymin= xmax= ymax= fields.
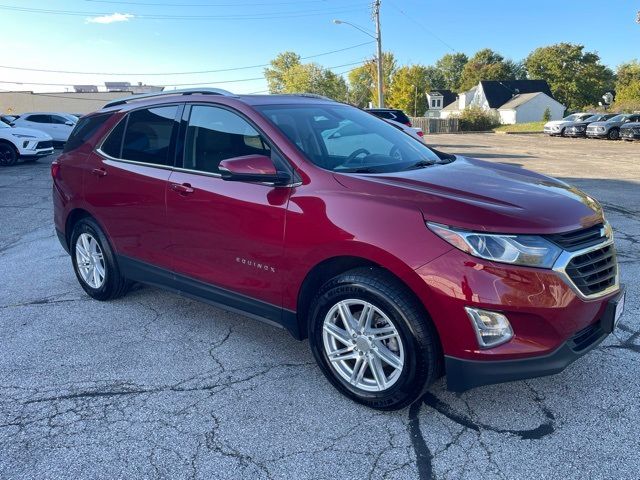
xmin=586 ymin=130 xmax=608 ymax=138
xmin=445 ymin=287 xmax=624 ymax=391
xmin=564 ymin=129 xmax=586 ymax=137
xmin=621 ymin=131 xmax=640 ymax=141
xmin=544 ymin=128 xmax=562 ymax=135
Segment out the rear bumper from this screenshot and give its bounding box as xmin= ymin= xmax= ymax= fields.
xmin=621 ymin=132 xmax=640 ymax=140
xmin=445 ymin=286 xmax=625 ymax=392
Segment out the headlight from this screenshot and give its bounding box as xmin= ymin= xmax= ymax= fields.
xmin=11 ymin=133 xmax=36 ymax=139
xmin=576 ymin=126 xmax=585 ymax=131
xmin=552 ymin=125 xmax=560 ymax=131
xmin=427 ymin=222 xmax=562 ymax=268
xmin=597 ymin=127 xmax=605 ymax=132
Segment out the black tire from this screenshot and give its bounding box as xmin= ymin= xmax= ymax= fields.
xmin=0 ymin=142 xmax=18 ymax=167
xmin=559 ymin=128 xmax=566 ymax=137
xmin=70 ymin=217 xmax=130 ymax=301
xmin=608 ymin=128 xmax=619 ymax=140
xmin=308 ymin=267 xmax=442 ymax=410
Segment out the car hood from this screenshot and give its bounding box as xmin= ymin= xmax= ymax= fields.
xmin=589 ymin=120 xmax=622 ymax=128
xmin=4 ymin=126 xmax=53 ymax=139
xmin=334 ymin=156 xmax=603 ymax=234
xmin=621 ymin=122 xmax=640 ymax=129
xmin=544 ymin=120 xmax=572 ymax=128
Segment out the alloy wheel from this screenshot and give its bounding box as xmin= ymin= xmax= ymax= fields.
xmin=322 ymin=299 xmax=405 ymax=392
xmin=75 ymin=233 xmax=106 ymax=289
xmin=0 ymin=144 xmax=16 ymax=166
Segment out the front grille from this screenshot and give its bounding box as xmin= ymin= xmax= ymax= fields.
xmin=36 ymin=140 xmax=53 ymax=149
xmin=565 ymin=244 xmax=617 ymax=296
xmin=547 ymin=223 xmax=605 ymax=251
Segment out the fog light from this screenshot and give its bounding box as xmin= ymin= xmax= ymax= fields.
xmin=465 ymin=307 xmax=513 ymax=348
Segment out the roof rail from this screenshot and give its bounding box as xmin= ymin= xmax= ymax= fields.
xmin=103 ymin=88 xmax=236 ymax=108
xmin=279 ymin=93 xmax=334 ymax=101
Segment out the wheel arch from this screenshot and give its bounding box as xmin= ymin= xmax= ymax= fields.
xmin=294 ymin=254 xmax=442 ymax=354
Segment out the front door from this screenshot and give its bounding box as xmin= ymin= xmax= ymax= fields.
xmin=165 ymin=104 xmax=291 ymax=308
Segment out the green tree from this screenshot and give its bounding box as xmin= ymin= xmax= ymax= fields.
xmin=458 ymin=49 xmax=519 ymax=91
xmin=387 ymin=65 xmax=431 ymax=116
xmin=346 ymin=52 xmax=397 ymax=108
xmin=265 ymin=51 xmax=347 ymax=101
xmin=542 ymin=107 xmax=552 ymax=121
xmin=347 ymin=64 xmax=374 ymax=108
xmin=525 ymin=43 xmax=615 ymax=110
xmin=615 ymin=60 xmax=640 ymax=102
xmin=435 ymin=53 xmax=468 ymax=91
xmin=265 ymin=52 xmax=302 ymax=93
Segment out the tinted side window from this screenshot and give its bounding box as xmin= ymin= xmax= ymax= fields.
xmin=100 ymin=117 xmax=127 ymax=158
xmin=50 ymin=115 xmax=68 ymax=124
xmin=27 ymin=115 xmax=50 ymax=123
xmin=183 ymin=105 xmax=270 ymax=174
xmin=120 ymin=106 xmax=179 ymax=165
xmin=64 ymin=113 xmax=111 ymax=153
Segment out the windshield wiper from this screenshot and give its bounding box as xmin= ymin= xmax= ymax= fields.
xmin=341 ymin=167 xmax=379 ymax=173
xmin=403 ymin=159 xmax=438 ymax=170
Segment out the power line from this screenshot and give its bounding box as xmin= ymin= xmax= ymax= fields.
xmin=0 ymin=61 xmax=367 ymax=89
xmin=0 ymin=3 xmax=368 ymax=20
xmin=387 ymin=2 xmax=456 ymax=52
xmin=0 ymin=41 xmax=374 ymax=76
xmin=85 ymin=0 xmax=342 ymax=6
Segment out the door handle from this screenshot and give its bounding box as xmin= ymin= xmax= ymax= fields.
xmin=91 ymin=168 xmax=107 ymax=177
xmin=170 ymin=183 xmax=195 ymax=195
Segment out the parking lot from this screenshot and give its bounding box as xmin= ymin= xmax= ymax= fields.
xmin=0 ymin=133 xmax=638 ymax=479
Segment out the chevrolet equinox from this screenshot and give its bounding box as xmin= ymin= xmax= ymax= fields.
xmin=52 ymin=89 xmax=625 ymax=410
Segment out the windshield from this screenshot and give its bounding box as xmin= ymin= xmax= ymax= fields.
xmin=0 ymin=121 xmax=9 ymax=129
xmin=562 ymin=114 xmax=581 ymax=121
xmin=607 ymin=115 xmax=625 ymax=122
xmin=585 ymin=115 xmax=601 ymax=122
xmin=256 ymin=104 xmax=446 ymax=173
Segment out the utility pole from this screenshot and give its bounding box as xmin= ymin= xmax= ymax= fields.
xmin=373 ymin=0 xmax=384 ymax=108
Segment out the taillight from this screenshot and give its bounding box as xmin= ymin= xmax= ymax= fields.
xmin=51 ymin=160 xmax=60 ymax=180
xmin=405 ymin=121 xmax=412 ymax=127
xmin=417 ymin=131 xmax=424 ymax=137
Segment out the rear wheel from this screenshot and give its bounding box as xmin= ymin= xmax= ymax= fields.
xmin=70 ymin=218 xmax=130 ymax=301
xmin=308 ymin=267 xmax=441 ymax=410
xmin=608 ymin=128 xmax=620 ymax=140
xmin=0 ymin=142 xmax=18 ymax=166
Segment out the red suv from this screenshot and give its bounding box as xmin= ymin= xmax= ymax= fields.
xmin=52 ymin=89 xmax=625 ymax=410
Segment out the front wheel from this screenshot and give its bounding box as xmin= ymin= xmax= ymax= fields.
xmin=308 ymin=267 xmax=442 ymax=410
xmin=608 ymin=128 xmax=620 ymax=140
xmin=70 ymin=217 xmax=130 ymax=301
xmin=0 ymin=142 xmax=18 ymax=166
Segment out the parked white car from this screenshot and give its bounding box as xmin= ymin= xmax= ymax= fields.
xmin=11 ymin=112 xmax=78 ymax=144
xmin=543 ymin=113 xmax=593 ymax=136
xmin=385 ymin=118 xmax=425 ymax=143
xmin=0 ymin=121 xmax=54 ymax=166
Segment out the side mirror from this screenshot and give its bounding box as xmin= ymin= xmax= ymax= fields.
xmin=219 ymin=155 xmax=291 ymax=186
xmin=65 ymin=121 xmax=74 ymax=126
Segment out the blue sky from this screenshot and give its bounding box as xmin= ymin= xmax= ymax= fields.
xmin=1 ymin=0 xmax=638 ymax=93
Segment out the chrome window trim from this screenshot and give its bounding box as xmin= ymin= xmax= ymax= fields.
xmin=552 ymin=237 xmax=619 ymax=301
xmin=95 ymin=149 xmax=175 ymax=171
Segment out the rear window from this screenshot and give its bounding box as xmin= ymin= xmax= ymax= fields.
xmin=63 ymin=113 xmax=111 ymax=153
xmin=100 ymin=106 xmax=179 ymax=166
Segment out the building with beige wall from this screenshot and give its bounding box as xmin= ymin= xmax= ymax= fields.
xmin=0 ymin=91 xmax=134 ymax=115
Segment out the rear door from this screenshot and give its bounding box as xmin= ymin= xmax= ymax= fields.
xmin=85 ymin=104 xmax=182 ymax=269
xmin=22 ymin=115 xmax=54 ymax=137
xmin=165 ymin=104 xmax=291 ymax=307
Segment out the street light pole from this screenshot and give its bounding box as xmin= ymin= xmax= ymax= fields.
xmin=373 ymin=0 xmax=384 ymax=108
xmin=333 ymin=1 xmax=384 ymax=107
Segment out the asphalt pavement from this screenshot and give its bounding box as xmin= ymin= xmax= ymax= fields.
xmin=1 ymin=134 xmax=638 ymax=479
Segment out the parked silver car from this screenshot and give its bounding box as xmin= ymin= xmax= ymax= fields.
xmin=586 ymin=113 xmax=640 ymax=140
xmin=543 ymin=113 xmax=593 ymax=136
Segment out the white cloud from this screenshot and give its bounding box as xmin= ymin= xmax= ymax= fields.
xmin=86 ymin=13 xmax=134 ymax=24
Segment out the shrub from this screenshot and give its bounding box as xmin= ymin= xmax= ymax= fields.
xmin=610 ymin=99 xmax=640 ymax=113
xmin=542 ymin=107 xmax=552 ymax=121
xmin=455 ymin=106 xmax=500 ymax=131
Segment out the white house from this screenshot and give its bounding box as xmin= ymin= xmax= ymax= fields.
xmin=439 ymin=80 xmax=565 ymax=123
xmin=498 ymin=92 xmax=565 ymax=124
xmin=425 ymin=90 xmax=456 ymax=117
